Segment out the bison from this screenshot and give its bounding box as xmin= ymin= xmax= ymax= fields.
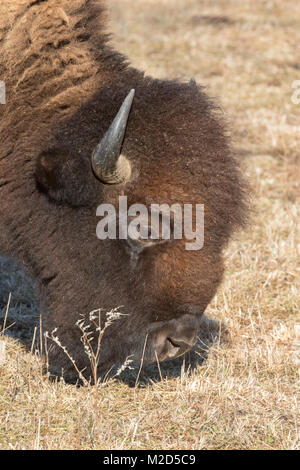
xmin=0 ymin=0 xmax=247 ymax=379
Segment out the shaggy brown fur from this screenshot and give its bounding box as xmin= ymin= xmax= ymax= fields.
xmin=0 ymin=0 xmax=248 ymax=378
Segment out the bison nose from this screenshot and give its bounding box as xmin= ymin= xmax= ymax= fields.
xmin=149 ymin=314 xmax=200 ymax=362
xmin=165 ymin=335 xmax=196 ymax=358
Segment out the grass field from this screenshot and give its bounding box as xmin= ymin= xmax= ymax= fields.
xmin=0 ymin=0 xmax=299 ymax=450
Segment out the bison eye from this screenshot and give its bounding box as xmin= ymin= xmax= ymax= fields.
xmin=126 ymin=236 xmax=167 ymax=255
xmin=125 ymin=222 xmax=170 ymax=253
xmin=122 ymin=211 xmax=174 ymax=254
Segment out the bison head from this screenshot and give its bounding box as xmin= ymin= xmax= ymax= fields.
xmin=0 ymin=0 xmax=247 ymax=382
xmin=31 ymin=82 xmax=245 ymax=378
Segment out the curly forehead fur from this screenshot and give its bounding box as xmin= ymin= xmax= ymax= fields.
xmin=0 ymin=0 xmax=248 ymax=378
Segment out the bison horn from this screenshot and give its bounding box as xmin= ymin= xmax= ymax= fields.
xmin=92 ymin=89 xmax=135 ymax=184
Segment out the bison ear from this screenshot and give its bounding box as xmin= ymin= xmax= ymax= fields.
xmin=35 ymin=148 xmax=97 ymax=207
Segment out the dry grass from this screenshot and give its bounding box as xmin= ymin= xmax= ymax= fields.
xmin=0 ymin=0 xmax=299 ymax=450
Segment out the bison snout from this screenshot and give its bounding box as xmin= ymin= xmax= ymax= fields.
xmin=148 ymin=314 xmax=200 ymax=362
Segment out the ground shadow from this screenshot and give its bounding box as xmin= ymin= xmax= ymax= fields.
xmin=109 ymin=315 xmax=225 ymax=388
xmin=189 ymin=15 xmax=235 ymax=27
xmin=0 ymin=255 xmax=40 ymax=343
